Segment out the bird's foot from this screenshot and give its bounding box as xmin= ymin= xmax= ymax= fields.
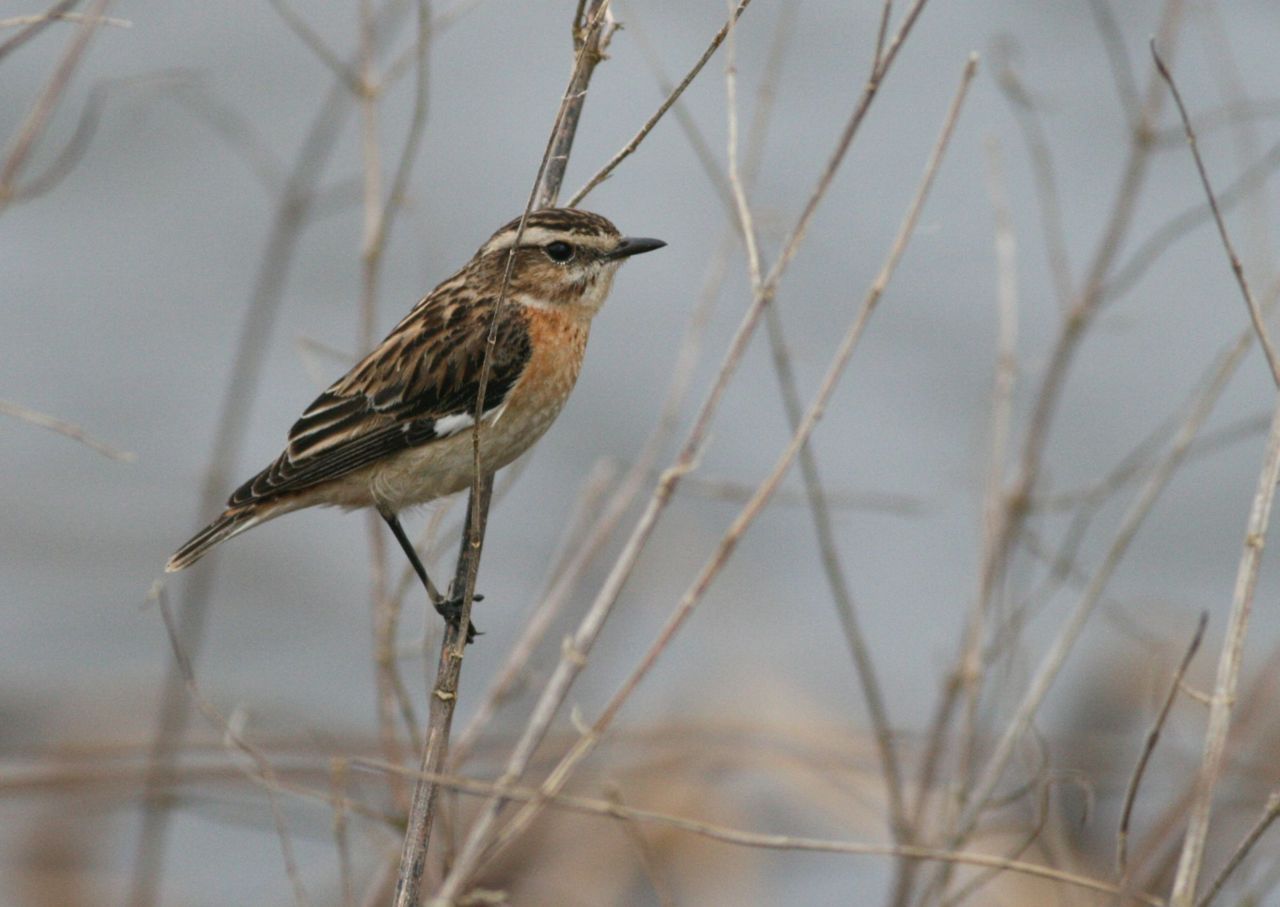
xmin=436 ymin=591 xmax=483 ymax=644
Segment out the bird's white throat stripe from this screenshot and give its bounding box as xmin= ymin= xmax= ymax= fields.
xmin=484 ymin=225 xmax=557 ymax=254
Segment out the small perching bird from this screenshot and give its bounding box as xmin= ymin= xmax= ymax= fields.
xmin=167 ymin=208 xmax=664 ymax=634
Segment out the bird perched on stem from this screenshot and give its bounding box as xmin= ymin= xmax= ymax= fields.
xmin=167 ymin=207 xmax=664 ymax=638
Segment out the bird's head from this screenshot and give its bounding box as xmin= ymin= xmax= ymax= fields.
xmin=472 ymin=207 xmax=665 ymax=314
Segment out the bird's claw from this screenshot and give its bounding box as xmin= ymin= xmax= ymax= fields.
xmin=436 ymin=591 xmax=483 ymax=644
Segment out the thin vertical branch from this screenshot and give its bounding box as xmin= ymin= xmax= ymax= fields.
xmin=894 ymin=133 xmax=1022 ymax=907
xmin=392 ymin=474 xmax=491 ymax=907
xmin=152 ymin=587 xmax=310 ymax=907
xmin=0 ymin=0 xmax=109 ymax=212
xmin=1117 ymin=612 xmax=1208 ymax=876
xmin=993 ymin=51 xmax=1073 ymax=309
xmin=1148 ymin=37 xmax=1280 ymax=907
xmin=914 ymin=9 xmax=1187 ymax=899
xmin=358 ymin=0 xmax=401 ymax=812
xmin=1195 ymin=790 xmax=1280 ymax=907
xmin=0 ymin=0 xmax=79 ymax=63
xmin=448 ymin=459 xmax=619 ymax=766
xmin=726 ymin=0 xmax=910 ymax=865
xmin=0 ymin=398 xmax=135 ymax=461
xmin=357 ymin=0 xmax=433 ymax=816
xmin=1168 ymin=392 xmax=1280 ymax=906
xmin=1152 ymin=42 xmax=1280 ymax=387
xmin=467 ymin=54 xmax=977 ymax=883
xmin=434 ymin=6 xmax=938 ymax=898
xmin=129 ymin=5 xmax=415 ymax=903
xmin=391 ymin=4 xmax=615 ymax=903
xmin=330 ymin=758 xmax=356 ymax=907
xmin=568 ymin=0 xmax=752 ymax=206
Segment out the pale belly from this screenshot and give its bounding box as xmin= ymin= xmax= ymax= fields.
xmin=370 ymin=398 xmax=565 ymax=510
xmin=297 ymin=398 xmax=562 ymax=514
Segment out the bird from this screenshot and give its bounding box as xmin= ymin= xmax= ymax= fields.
xmin=167 ymin=207 xmax=664 ymax=638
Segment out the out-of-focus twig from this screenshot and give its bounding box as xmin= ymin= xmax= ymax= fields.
xmin=152 ymin=585 xmax=310 ymax=907
xmin=1153 ymin=42 xmax=1280 ymax=387
xmin=129 ymin=4 xmax=416 ymax=904
xmin=0 ymin=0 xmax=78 ymax=63
xmin=0 ymin=399 xmax=135 ymax=462
xmin=1117 ymin=611 xmax=1207 ymax=876
xmin=1152 ymin=38 xmax=1280 ymax=907
xmin=477 ymin=52 xmax=978 ymax=880
xmin=0 ymin=0 xmax=110 ymax=212
xmin=391 ymin=4 xmax=615 ymax=903
xmin=0 ymin=11 xmax=129 ymax=30
xmin=568 ymin=0 xmax=752 ymax=206
xmin=267 ymin=0 xmax=363 ymax=94
xmin=354 ymin=748 xmax=1164 ymax=906
xmin=1195 ymin=790 xmax=1280 ymax=907
xmin=433 ymin=5 xmax=939 ymax=899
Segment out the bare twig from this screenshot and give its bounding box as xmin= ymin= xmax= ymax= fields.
xmin=1117 ymin=612 xmax=1208 ymax=875
xmin=129 ymin=4 xmax=416 ymax=903
xmin=391 ymin=4 xmax=615 ymax=902
xmin=914 ymin=10 xmax=1188 ymax=899
xmin=871 ymin=1 xmax=893 ymax=74
xmin=567 ymin=0 xmax=752 ymax=206
xmin=473 ymin=53 xmax=978 ymax=882
xmin=0 ymin=398 xmax=135 ymax=462
xmin=0 ymin=11 xmax=128 ymax=30
xmin=1195 ymin=790 xmax=1280 ymax=907
xmin=330 ymin=759 xmax=357 ymax=907
xmin=992 ymin=45 xmax=1073 ymax=308
xmin=1167 ymin=356 xmax=1280 ymax=907
xmin=152 ymin=586 xmax=310 ymax=907
xmin=724 ymin=0 xmax=909 ymax=865
xmin=353 ymin=757 xmax=1167 ymax=906
xmin=0 ymin=0 xmax=110 ymax=211
xmin=1151 ymin=39 xmax=1280 ymax=907
xmin=433 ymin=6 xmax=939 ymax=900
xmin=356 ymin=0 xmax=432 ymax=816
xmin=0 ymin=0 xmax=78 ymax=63
xmin=1107 ymin=133 xmax=1280 ymax=303
xmin=1085 ymin=0 xmax=1141 ymax=128
xmin=267 ymin=0 xmax=363 ymax=94
xmin=1152 ymin=41 xmax=1280 ymax=387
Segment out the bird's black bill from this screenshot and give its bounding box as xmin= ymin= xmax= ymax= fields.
xmin=606 ymin=236 xmax=667 ymax=260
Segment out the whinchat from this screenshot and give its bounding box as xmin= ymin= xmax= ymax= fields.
xmin=167 ymin=208 xmax=664 ymax=635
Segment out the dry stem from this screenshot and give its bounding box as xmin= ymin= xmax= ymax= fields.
xmin=431 ymin=6 xmax=939 ymax=899
xmin=0 ymin=398 xmax=135 ymax=462
xmin=454 ymin=52 xmax=976 ymax=892
xmin=391 ymin=4 xmax=616 ymax=902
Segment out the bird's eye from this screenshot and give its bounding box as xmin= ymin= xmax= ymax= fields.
xmin=544 ymin=241 xmax=575 ymax=263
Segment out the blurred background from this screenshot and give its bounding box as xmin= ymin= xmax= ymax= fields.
xmin=4 ymin=0 xmax=1280 ymax=904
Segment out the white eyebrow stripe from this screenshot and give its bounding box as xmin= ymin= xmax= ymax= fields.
xmin=483 ymin=226 xmax=558 ymax=254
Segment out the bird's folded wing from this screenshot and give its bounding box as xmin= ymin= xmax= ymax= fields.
xmin=228 ymin=298 xmax=531 ymax=506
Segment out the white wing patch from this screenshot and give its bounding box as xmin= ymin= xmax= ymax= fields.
xmin=433 ymin=400 xmax=509 ymax=439
xmin=432 ymin=412 xmax=474 ymax=438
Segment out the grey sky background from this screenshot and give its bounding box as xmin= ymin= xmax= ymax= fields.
xmin=4 ymin=1 xmax=1280 ymax=903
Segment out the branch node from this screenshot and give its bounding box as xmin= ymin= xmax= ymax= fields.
xmin=561 ymin=635 xmax=588 ymax=667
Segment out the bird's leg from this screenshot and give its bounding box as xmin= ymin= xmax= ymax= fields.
xmin=380 ymin=510 xmax=479 ymax=643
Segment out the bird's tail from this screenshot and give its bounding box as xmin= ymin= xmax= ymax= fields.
xmin=166 ymin=508 xmax=263 ymax=573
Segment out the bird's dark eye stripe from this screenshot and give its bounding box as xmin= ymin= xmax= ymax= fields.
xmin=544 ymin=240 xmax=574 ymax=262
